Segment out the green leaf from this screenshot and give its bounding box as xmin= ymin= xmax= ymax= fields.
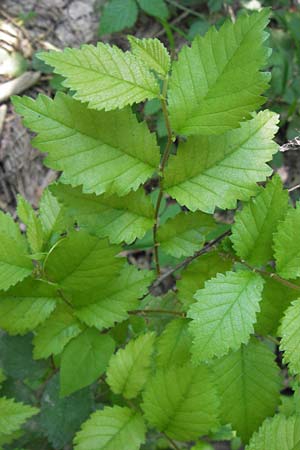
xmin=137 ymin=0 xmax=169 ymax=20
xmin=51 ymin=184 xmax=154 ymax=244
xmin=44 ymin=231 xmax=123 ymax=294
xmin=0 ymin=397 xmax=38 ymax=435
xmin=60 ymin=328 xmax=115 ymax=396
xmin=255 ymin=277 xmax=299 ymax=336
xmin=188 ymin=270 xmax=264 ymax=362
xmin=246 ymin=414 xmax=300 ymax=450
xmin=142 ymin=364 xmax=219 ymax=441
xmin=74 ymin=265 xmax=153 ymax=330
xmin=106 ymin=332 xmax=155 ymax=399
xmin=164 ymin=111 xmax=278 ymax=213
xmin=211 ymin=339 xmax=281 ymax=443
xmin=0 ymin=278 xmax=57 ymax=335
xmin=157 ymin=211 xmax=216 ymax=258
xmin=156 ymin=318 xmax=192 ymax=368
xmin=168 ymin=10 xmax=270 ymax=136
xmin=280 ymin=298 xmax=300 ymax=374
xmin=39 ymin=187 xmax=72 ymax=243
xmin=0 ymin=233 xmax=33 ymax=291
xmin=33 ymin=304 xmax=82 ymax=359
xmin=128 ymin=36 xmax=171 ymax=78
xmin=0 ymin=333 xmax=47 ymax=380
xmin=99 ymin=0 xmax=138 ymax=35
xmin=74 ymin=406 xmax=146 ymax=450
xmin=0 ymin=212 xmax=32 ymax=291
xmin=177 ymin=252 xmax=232 ymax=309
xmin=35 ymin=44 xmax=160 ymax=111
xmin=40 ymin=373 xmax=94 ymax=449
xmin=17 ymin=196 xmax=44 ymax=253
xmin=13 ymin=93 xmax=160 ymax=197
xmin=231 ymin=175 xmax=288 ymax=266
xmin=274 ymin=203 xmax=300 ymax=279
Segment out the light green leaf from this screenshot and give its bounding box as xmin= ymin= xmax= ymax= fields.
xmin=0 ymin=397 xmax=38 ymax=435
xmin=0 ymin=210 xmax=23 ymax=241
xmin=212 ymin=339 xmax=281 ymax=443
xmin=246 ymin=414 xmax=300 ymax=450
xmin=107 ymin=332 xmax=155 ymax=399
xmin=74 ymin=406 xmax=146 ymax=450
xmin=17 ymin=196 xmax=43 ymax=253
xmin=51 ymin=183 xmax=154 ymax=244
xmin=231 ymin=175 xmax=288 ymax=266
xmin=157 ymin=211 xmax=216 ymax=258
xmin=60 ymin=328 xmax=115 ymax=396
xmin=44 ymin=230 xmax=123 ymax=294
xmin=33 ymin=304 xmax=82 ymax=359
xmin=35 ymin=43 xmax=160 ymax=111
xmin=0 ymin=278 xmax=57 ymax=335
xmin=74 ymin=265 xmax=153 ymax=330
xmin=39 ymin=187 xmax=72 ymax=243
xmin=168 ymin=10 xmax=270 ymax=136
xmin=137 ymin=0 xmax=169 ymax=20
xmin=280 ymin=298 xmax=300 ymax=374
xmin=177 ymin=251 xmax=232 ymax=309
xmin=128 ymin=36 xmax=170 ymax=78
xmin=99 ymin=0 xmax=138 ymax=35
xmin=274 ymin=203 xmax=300 ymax=279
xmin=255 ymin=277 xmax=299 ymax=336
xmin=156 ymin=318 xmax=192 ymax=368
xmin=164 ymin=111 xmax=278 ymax=213
xmin=142 ymin=364 xmax=219 ymax=441
xmin=13 ymin=93 xmax=160 ymax=197
xmin=0 ymin=233 xmax=33 ymax=291
xmin=188 ymin=270 xmax=264 ymax=362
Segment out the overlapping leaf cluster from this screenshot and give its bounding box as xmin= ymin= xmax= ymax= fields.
xmin=1 ymin=8 xmax=299 ymax=449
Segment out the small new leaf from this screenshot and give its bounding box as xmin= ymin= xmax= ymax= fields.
xmin=106 ymin=332 xmax=155 ymax=399
xmin=188 ymin=271 xmax=264 ymax=362
xmin=156 ymin=318 xmax=192 ymax=368
xmin=128 ymin=36 xmax=170 ymax=78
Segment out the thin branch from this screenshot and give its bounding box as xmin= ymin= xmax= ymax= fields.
xmin=165 ymin=0 xmax=204 ymax=19
xmin=151 ymin=229 xmax=231 ymax=290
xmin=288 ymin=183 xmax=300 ymax=192
xmin=129 ymin=309 xmax=185 ymax=317
xmin=163 ymin=433 xmax=181 ymax=450
xmin=153 ymin=77 xmax=173 ymax=276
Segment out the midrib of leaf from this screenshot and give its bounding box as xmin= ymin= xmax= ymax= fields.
xmin=119 ymin=344 xmax=146 ymax=395
xmin=177 ymin=13 xmax=267 ymax=122
xmin=162 ymin=370 xmax=196 ymax=432
xmin=167 ymin=116 xmax=270 ymax=188
xmin=98 ymin=410 xmax=137 ymax=448
xmin=58 ymin=50 xmax=158 ymax=94
xmin=25 ymin=103 xmax=157 ymax=168
xmin=199 ymin=275 xmax=254 ymax=348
